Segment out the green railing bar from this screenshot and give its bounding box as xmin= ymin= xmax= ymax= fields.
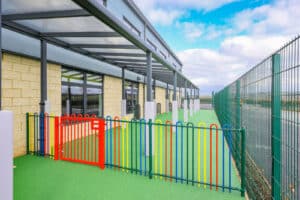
xmin=241 ymin=128 xmax=246 ymax=197
xmin=135 ymin=121 xmax=138 ymax=174
xmin=192 ymin=125 xmax=195 ymax=186
xmin=186 ymin=124 xmax=189 ymax=185
xmin=131 ymin=121 xmax=133 ymax=174
xmin=26 ymin=112 xmax=29 ymax=154
xmin=149 ymin=119 xmax=153 ymax=179
xmin=235 ymin=80 xmax=241 ymax=163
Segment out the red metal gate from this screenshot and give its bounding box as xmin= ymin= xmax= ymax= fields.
xmin=54 ymin=115 xmax=105 ymax=169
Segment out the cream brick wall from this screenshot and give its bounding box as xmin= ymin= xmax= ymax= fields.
xmin=48 ymin=64 xmax=61 ymax=115
xmin=103 ymin=75 xmax=122 ymax=117
xmin=169 ymin=90 xmax=173 ymax=103
xmin=138 ymin=83 xmax=144 ymax=118
xmin=155 ymin=86 xmax=166 ymax=114
xmin=2 ymin=53 xmax=61 ymax=157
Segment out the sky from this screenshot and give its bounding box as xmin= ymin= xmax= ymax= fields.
xmin=133 ymin=0 xmax=300 ymax=95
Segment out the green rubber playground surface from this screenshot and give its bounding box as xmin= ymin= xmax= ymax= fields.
xmin=14 ymin=110 xmax=244 ymax=200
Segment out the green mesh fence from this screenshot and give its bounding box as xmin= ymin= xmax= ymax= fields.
xmin=213 ymin=36 xmax=300 ymax=200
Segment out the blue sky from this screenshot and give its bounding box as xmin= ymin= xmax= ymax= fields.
xmin=134 ymin=0 xmax=300 ymax=95
xmin=155 ymin=0 xmax=272 ymax=51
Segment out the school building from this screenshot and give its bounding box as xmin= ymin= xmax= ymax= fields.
xmin=0 ymin=0 xmax=200 ymax=157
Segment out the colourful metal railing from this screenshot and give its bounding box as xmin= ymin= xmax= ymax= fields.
xmin=26 ymin=113 xmax=246 ymax=196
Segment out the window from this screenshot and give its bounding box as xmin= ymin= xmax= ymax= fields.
xmin=152 ymin=84 xmax=156 ymax=99
xmin=61 ymin=68 xmax=103 ymax=117
xmin=125 ymin=81 xmax=139 ymax=114
xmin=169 ymin=89 xmax=172 ymax=100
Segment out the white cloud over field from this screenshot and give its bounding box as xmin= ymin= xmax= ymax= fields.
xmin=133 ymin=0 xmax=300 ymax=94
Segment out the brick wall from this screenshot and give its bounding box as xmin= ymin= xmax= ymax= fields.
xmin=103 ymin=75 xmax=122 ymax=117
xmin=139 ymin=83 xmax=144 ymax=118
xmin=155 ymin=86 xmax=166 ymax=114
xmin=2 ymin=53 xmax=61 ymax=157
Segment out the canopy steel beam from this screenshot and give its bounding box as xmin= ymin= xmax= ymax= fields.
xmin=123 ymin=67 xmax=165 ymax=72
xmin=71 ymin=44 xmax=138 ymax=49
xmin=72 ymin=0 xmax=197 ymax=88
xmin=1 ymin=1 xmax=197 ymax=89
xmin=2 ymin=9 xmax=90 ymax=21
xmin=42 ymin=31 xmax=121 ymax=37
xmin=113 ymin=62 xmax=162 ymax=68
xmin=90 ymin=52 xmax=145 ymax=57
xmin=124 ymin=0 xmax=183 ymax=66
xmin=104 ymin=58 xmax=158 ymax=63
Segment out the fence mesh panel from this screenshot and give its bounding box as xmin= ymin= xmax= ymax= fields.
xmin=214 ymin=36 xmax=300 ymax=200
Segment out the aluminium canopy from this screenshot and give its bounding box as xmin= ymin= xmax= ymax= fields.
xmin=1 ymin=0 xmax=197 ymax=88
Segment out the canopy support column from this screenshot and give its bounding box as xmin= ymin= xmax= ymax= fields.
xmin=184 ymin=80 xmax=188 ymax=122
xmin=166 ymin=83 xmax=169 ymax=112
xmin=145 ymin=51 xmax=154 ymax=156
xmin=121 ymin=67 xmax=126 ymax=117
xmin=40 ymin=40 xmax=47 ymax=113
xmin=172 ymin=71 xmax=178 ymax=125
xmin=190 ymin=85 xmax=193 ymax=117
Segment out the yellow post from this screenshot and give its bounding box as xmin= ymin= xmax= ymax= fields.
xmin=49 ymin=114 xmax=55 ymax=158
xmin=122 ymin=117 xmax=129 ymax=172
xmin=29 ymin=113 xmax=34 ymax=152
xmin=155 ymin=119 xmax=163 ymax=179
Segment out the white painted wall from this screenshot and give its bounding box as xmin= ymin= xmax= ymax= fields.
xmin=0 ymin=111 xmax=13 ymax=200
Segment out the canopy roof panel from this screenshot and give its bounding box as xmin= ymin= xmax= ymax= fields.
xmin=2 ymin=0 xmax=197 ymax=88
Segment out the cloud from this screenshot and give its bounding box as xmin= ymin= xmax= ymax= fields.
xmin=147 ymin=9 xmax=183 ymax=26
xmin=177 ymin=0 xmax=300 ymax=94
xmin=231 ymin=0 xmax=300 ymax=36
xmin=133 ymin=0 xmax=237 ymax=25
xmin=133 ymin=0 xmax=300 ymax=94
xmin=181 ymin=22 xmax=204 ymax=41
xmin=177 ymin=35 xmax=290 ymax=95
xmin=134 ymin=0 xmax=237 ymax=12
xmin=220 ymin=35 xmax=289 ymax=61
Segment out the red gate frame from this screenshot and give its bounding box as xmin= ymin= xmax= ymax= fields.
xmin=54 ymin=115 xmax=105 ymax=170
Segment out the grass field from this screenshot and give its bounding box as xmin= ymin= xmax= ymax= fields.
xmin=14 ymin=110 xmax=244 ymax=200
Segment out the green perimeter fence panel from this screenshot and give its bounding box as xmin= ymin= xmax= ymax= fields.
xmin=214 ymin=36 xmax=300 ymax=200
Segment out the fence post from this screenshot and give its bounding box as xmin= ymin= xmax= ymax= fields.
xmin=236 ymin=80 xmax=241 ymax=129
xmin=26 ymin=112 xmax=29 ymax=155
xmin=271 ymin=53 xmax=281 ymax=200
xmin=39 ymin=112 xmax=44 ymax=156
xmin=54 ymin=116 xmax=59 ymax=161
xmin=241 ymin=128 xmax=246 ymax=197
xmin=149 ymin=119 xmax=153 ymax=179
xmin=212 ymin=91 xmax=214 ymax=108
xmin=98 ymin=119 xmax=106 ymax=170
xmin=235 ymin=81 xmax=241 ymax=162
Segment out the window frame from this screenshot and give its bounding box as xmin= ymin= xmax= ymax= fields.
xmin=125 ymin=80 xmax=139 ymax=114
xmin=61 ymin=67 xmax=104 ymax=117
